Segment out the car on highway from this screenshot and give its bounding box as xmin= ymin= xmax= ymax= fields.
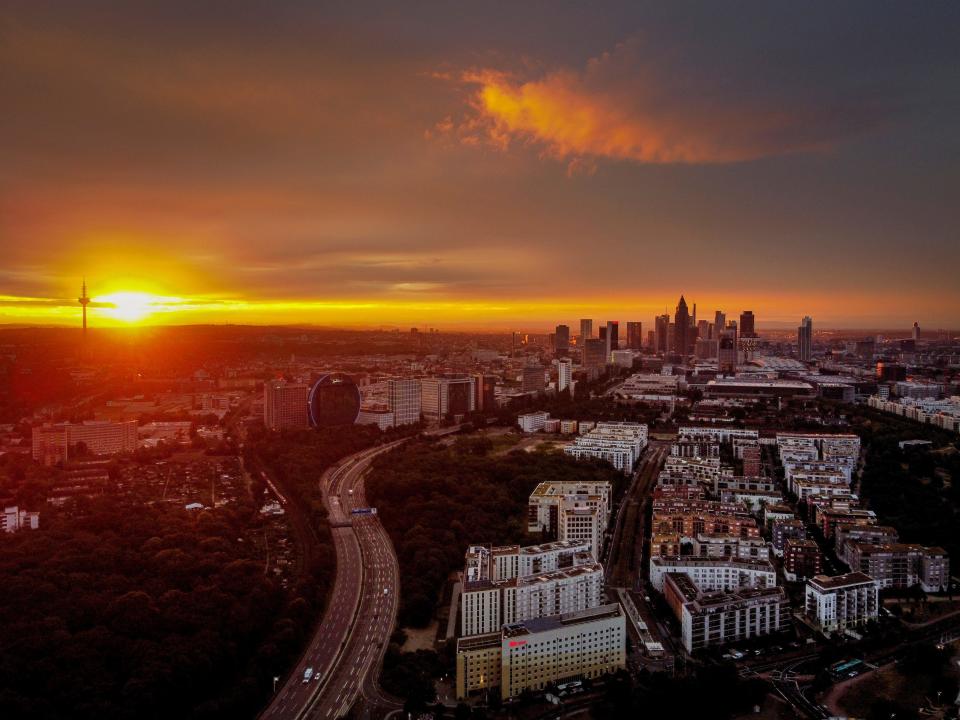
xmin=383 ymin=587 xmax=389 ymax=595
xmin=303 ymin=667 xmax=314 ymax=683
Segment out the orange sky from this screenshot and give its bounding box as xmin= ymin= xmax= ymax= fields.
xmin=2 ymin=2 xmax=958 ymax=330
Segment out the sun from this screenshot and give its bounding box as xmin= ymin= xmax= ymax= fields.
xmin=95 ymin=291 xmax=163 ymax=323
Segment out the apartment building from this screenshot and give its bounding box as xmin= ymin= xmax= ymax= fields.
xmin=805 ymin=572 xmax=879 ymax=634
xmin=664 ymin=573 xmax=790 ymax=653
xmin=784 ymin=539 xmax=823 ymax=581
xmin=846 ymin=543 xmax=950 ymax=592
xmin=558 ymin=500 xmax=603 ymax=558
xmin=649 ymin=556 xmax=776 ymax=593
xmin=517 ymin=411 xmax=550 ymax=433
xmin=563 ymin=422 xmax=647 ymax=474
xmin=527 ymin=481 xmax=612 ymax=535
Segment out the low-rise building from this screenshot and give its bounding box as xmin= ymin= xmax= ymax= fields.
xmin=563 ymin=422 xmax=647 ymax=473
xmin=846 ymin=543 xmax=950 ymax=593
xmin=517 ymin=411 xmax=550 ymax=433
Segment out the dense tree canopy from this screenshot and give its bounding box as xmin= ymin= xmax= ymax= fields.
xmin=366 ymin=437 xmax=625 ymax=627
xmin=0 ymin=500 xmax=312 ymax=720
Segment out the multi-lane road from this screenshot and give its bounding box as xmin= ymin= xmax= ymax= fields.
xmin=261 ymin=441 xmax=405 ymax=720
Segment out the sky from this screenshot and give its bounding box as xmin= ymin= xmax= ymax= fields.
xmin=1 ymin=1 xmax=959 ymax=331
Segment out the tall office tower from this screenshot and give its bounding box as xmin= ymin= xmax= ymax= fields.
xmin=912 ymin=322 xmax=920 ymax=342
xmin=798 ymin=316 xmax=813 ymax=362
xmin=718 ymin=326 xmax=738 ymax=374
xmin=647 ymin=330 xmax=655 ymax=349
xmin=739 ymin=311 xmax=756 ymax=338
xmin=655 ymin=314 xmax=670 ymax=353
xmin=673 ymin=296 xmax=690 ymax=356
xmin=554 ymin=324 xmax=570 ymax=353
xmin=583 ymin=338 xmax=607 ymax=368
xmin=580 ymin=319 xmax=593 ymax=342
xmin=522 ymin=364 xmax=546 ymax=393
xmin=626 ymin=321 xmax=642 ymax=350
xmin=606 ymin=321 xmax=619 ymax=355
xmin=714 ymin=311 xmax=726 ymax=336
xmin=472 ymin=374 xmax=496 ymax=412
xmin=696 ymin=320 xmax=710 ymax=342
xmin=421 ymin=375 xmax=476 ymax=421
xmin=692 ymin=303 xmax=697 ymax=328
xmin=263 ymin=379 xmax=310 ymax=430
xmin=388 ymin=378 xmax=422 ymax=425
xmin=558 ymin=358 xmax=573 ymax=392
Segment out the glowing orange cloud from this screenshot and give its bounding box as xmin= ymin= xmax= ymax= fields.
xmin=443 ymin=40 xmax=848 ymax=171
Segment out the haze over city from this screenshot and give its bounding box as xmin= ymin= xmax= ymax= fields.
xmin=2 ymin=1 xmax=959 ymax=329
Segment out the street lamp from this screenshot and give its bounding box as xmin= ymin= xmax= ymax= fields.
xmin=273 ymin=676 xmax=280 ymax=693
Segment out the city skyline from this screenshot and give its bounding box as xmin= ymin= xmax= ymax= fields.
xmin=2 ymin=2 xmax=960 ymax=329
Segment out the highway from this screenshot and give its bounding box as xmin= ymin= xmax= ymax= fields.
xmin=261 ymin=441 xmax=405 ymax=720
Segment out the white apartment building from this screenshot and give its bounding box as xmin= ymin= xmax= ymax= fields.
xmin=558 ymin=500 xmax=603 ymax=559
xmin=557 ymin=359 xmax=572 ymax=392
xmin=456 ymin=604 xmax=626 ymax=701
xmin=678 ymin=427 xmax=760 ymax=444
xmin=564 ymin=422 xmax=647 ymax=474
xmin=527 ymin=481 xmax=612 ymax=535
xmin=804 ymin=572 xmax=878 ymax=634
xmin=664 ymin=573 xmax=790 ymax=653
xmin=460 ymin=563 xmax=604 ymax=637
xmin=868 ymin=395 xmax=960 ymax=433
xmin=32 ymin=420 xmax=139 ymax=466
xmin=464 ymin=541 xmax=592 ymax=583
xmin=649 ymin=556 xmax=776 ymax=593
xmin=387 ymin=378 xmax=422 ymax=426
xmin=517 ymin=411 xmax=550 ymax=433
xmin=2 ymin=506 xmax=39 ymax=533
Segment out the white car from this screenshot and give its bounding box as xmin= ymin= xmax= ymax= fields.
xmin=303 ymin=667 xmax=314 ymax=683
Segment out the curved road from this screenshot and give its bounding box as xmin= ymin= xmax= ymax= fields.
xmin=262 ymin=441 xmax=405 ymax=720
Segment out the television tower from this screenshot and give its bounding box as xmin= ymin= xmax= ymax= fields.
xmin=78 ymin=279 xmax=90 ymax=335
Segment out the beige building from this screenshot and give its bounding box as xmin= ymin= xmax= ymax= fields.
xmin=32 ymin=420 xmax=138 ymax=465
xmin=262 ymin=380 xmax=309 ymax=430
xmin=457 ymin=603 xmax=626 ymax=701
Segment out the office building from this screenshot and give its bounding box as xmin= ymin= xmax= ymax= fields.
xmin=263 ymin=379 xmax=309 ymax=431
xmin=522 ymin=365 xmax=546 ymax=393
xmin=32 ymin=420 xmax=139 ymax=465
xmin=718 ymin=326 xmax=738 ymax=373
xmin=583 ymin=338 xmax=607 ymax=368
xmin=555 ymin=325 xmax=570 ymax=353
xmin=664 ymin=573 xmax=789 ymax=653
xmin=421 ymin=375 xmax=476 ymax=421
xmin=356 ymin=406 xmax=395 ymax=430
xmin=798 ymin=316 xmax=813 ymax=361
xmin=913 ymin=321 xmax=920 ymax=342
xmin=626 ymin=321 xmax=642 ymax=350
xmin=739 ymin=311 xmax=756 ymax=338
xmin=472 ymin=374 xmax=497 ymax=412
xmin=456 ymin=604 xmax=626 ymax=701
xmin=804 ymin=572 xmax=878 ymax=634
xmin=580 ymin=319 xmax=593 ymax=342
xmin=673 ymin=296 xmax=691 ymax=356
xmin=714 ymin=311 xmax=726 ymax=335
xmin=654 ymin=314 xmax=671 ymax=353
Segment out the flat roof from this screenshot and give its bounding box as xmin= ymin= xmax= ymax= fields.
xmin=503 ymin=602 xmax=622 ymax=637
xmin=808 ymin=572 xmax=874 ymax=590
